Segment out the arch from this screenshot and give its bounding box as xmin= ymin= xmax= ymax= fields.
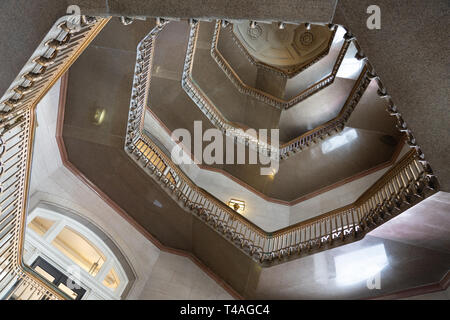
xmin=24 ymin=201 xmax=136 ymax=299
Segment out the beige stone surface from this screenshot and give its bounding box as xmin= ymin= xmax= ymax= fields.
xmin=28 ymin=80 xmax=232 ymax=300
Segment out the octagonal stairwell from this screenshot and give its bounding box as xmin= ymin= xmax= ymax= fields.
xmin=1 ymin=9 xmax=445 ymax=299
xmin=1 ymin=1 xmax=448 ymax=297
xmin=143 ymin=21 xmax=405 ymax=203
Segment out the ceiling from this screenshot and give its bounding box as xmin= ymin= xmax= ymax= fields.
xmin=1 ymin=0 xmax=447 ymax=193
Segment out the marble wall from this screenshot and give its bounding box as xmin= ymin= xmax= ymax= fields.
xmin=29 ymin=79 xmax=233 ymax=300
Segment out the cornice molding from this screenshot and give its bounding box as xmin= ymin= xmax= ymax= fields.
xmin=366 ymin=271 xmax=450 ymax=300
xmin=211 ymin=22 xmax=341 ymax=108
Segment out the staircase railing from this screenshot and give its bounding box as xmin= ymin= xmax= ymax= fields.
xmin=0 ymin=14 xmax=109 ymax=300
xmin=211 ymin=21 xmax=345 ymax=109
xmin=180 ymin=21 xmax=279 ymax=159
xmin=125 ymin=21 xmax=439 ymax=266
xmin=182 ymin=21 xmax=371 ymax=160
xmin=265 ymin=149 xmax=437 ymax=261
xmin=0 ymin=12 xmax=436 ymax=299
xmin=221 ymin=22 xmax=338 ymax=79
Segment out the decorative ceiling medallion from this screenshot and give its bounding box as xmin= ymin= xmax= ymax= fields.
xmin=299 ymin=31 xmax=314 ymax=46
xmin=247 ymin=25 xmax=262 ymax=40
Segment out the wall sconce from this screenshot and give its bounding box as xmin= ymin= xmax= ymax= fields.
xmin=93 ymin=108 xmax=106 ymax=125
xmin=228 ymin=199 xmax=245 ymax=214
xmin=267 ymin=168 xmax=277 ymax=179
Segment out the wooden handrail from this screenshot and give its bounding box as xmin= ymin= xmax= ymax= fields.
xmin=356 ymin=149 xmax=416 ymax=205
xmin=272 ymin=204 xmax=355 ymax=237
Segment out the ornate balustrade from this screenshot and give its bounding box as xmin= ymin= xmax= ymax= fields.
xmin=0 ymin=15 xmax=109 ymax=300
xmin=125 ymin=21 xmax=439 ymax=266
xmin=0 ymin=11 xmax=437 ymax=300
xmin=279 ymin=64 xmax=371 ymax=158
xmin=182 ymin=21 xmax=371 ymax=160
xmin=211 ymin=21 xmax=345 ymax=109
xmin=221 ymin=22 xmax=338 ymax=79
